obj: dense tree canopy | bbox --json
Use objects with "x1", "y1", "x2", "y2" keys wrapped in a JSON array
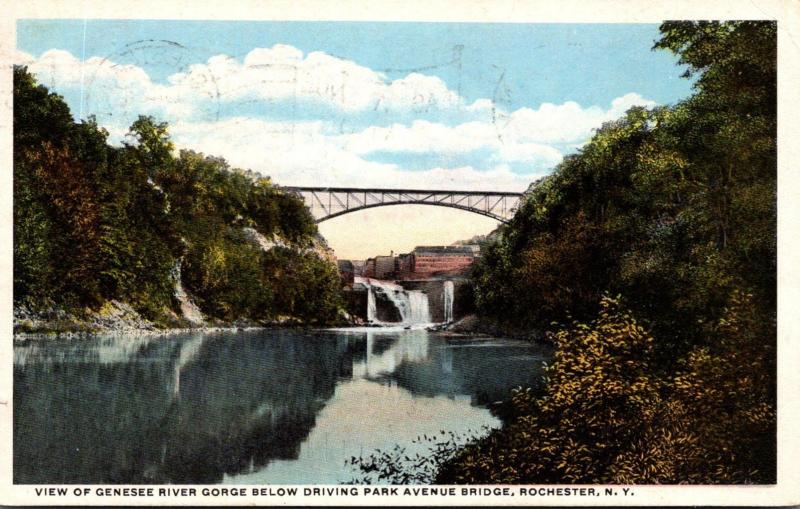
[
  {"x1": 474, "y1": 21, "x2": 775, "y2": 359},
  {"x1": 455, "y1": 20, "x2": 777, "y2": 484},
  {"x1": 13, "y1": 67, "x2": 342, "y2": 325}
]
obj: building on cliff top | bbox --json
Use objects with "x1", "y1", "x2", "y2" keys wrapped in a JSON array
[
  {"x1": 396, "y1": 245, "x2": 480, "y2": 280},
  {"x1": 340, "y1": 245, "x2": 481, "y2": 282}
]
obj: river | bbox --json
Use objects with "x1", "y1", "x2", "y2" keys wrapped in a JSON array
[{"x1": 13, "y1": 327, "x2": 551, "y2": 484}]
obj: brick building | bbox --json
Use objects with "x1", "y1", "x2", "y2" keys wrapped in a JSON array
[
  {"x1": 396, "y1": 245, "x2": 480, "y2": 280},
  {"x1": 350, "y1": 246, "x2": 480, "y2": 282},
  {"x1": 364, "y1": 254, "x2": 396, "y2": 279}
]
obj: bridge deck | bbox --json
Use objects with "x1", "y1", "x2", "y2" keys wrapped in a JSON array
[{"x1": 282, "y1": 186, "x2": 522, "y2": 196}]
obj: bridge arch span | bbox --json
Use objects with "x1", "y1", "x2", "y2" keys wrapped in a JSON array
[
  {"x1": 283, "y1": 186, "x2": 522, "y2": 224},
  {"x1": 317, "y1": 200, "x2": 510, "y2": 223}
]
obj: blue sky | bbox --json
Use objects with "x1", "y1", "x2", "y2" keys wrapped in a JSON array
[
  {"x1": 18, "y1": 21, "x2": 692, "y2": 106},
  {"x1": 16, "y1": 19, "x2": 695, "y2": 256}
]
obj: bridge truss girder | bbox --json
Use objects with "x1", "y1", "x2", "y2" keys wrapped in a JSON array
[{"x1": 282, "y1": 187, "x2": 523, "y2": 223}]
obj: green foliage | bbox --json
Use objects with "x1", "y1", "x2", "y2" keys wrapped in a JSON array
[
  {"x1": 180, "y1": 225, "x2": 342, "y2": 323},
  {"x1": 13, "y1": 66, "x2": 340, "y2": 325},
  {"x1": 14, "y1": 68, "x2": 112, "y2": 307},
  {"x1": 474, "y1": 21, "x2": 775, "y2": 358},
  {"x1": 460, "y1": 21, "x2": 776, "y2": 484},
  {"x1": 261, "y1": 247, "x2": 343, "y2": 323},
  {"x1": 163, "y1": 151, "x2": 333, "y2": 323},
  {"x1": 609, "y1": 291, "x2": 775, "y2": 484},
  {"x1": 182, "y1": 223, "x2": 270, "y2": 321}
]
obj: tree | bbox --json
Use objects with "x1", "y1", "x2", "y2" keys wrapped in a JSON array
[
  {"x1": 438, "y1": 297, "x2": 663, "y2": 483},
  {"x1": 457, "y1": 21, "x2": 776, "y2": 483},
  {"x1": 13, "y1": 67, "x2": 343, "y2": 326}
]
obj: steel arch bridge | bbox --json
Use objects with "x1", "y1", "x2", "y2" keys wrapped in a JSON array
[{"x1": 282, "y1": 186, "x2": 523, "y2": 223}]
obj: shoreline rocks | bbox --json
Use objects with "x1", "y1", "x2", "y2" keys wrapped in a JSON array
[{"x1": 12, "y1": 301, "x2": 343, "y2": 341}]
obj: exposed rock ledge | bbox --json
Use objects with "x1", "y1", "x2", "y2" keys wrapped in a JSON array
[
  {"x1": 15, "y1": 300, "x2": 157, "y2": 337},
  {"x1": 13, "y1": 301, "x2": 309, "y2": 341}
]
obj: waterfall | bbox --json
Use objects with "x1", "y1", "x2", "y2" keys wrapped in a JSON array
[
  {"x1": 367, "y1": 285, "x2": 377, "y2": 322},
  {"x1": 356, "y1": 277, "x2": 431, "y2": 325},
  {"x1": 406, "y1": 291, "x2": 431, "y2": 324},
  {"x1": 443, "y1": 280, "x2": 454, "y2": 323}
]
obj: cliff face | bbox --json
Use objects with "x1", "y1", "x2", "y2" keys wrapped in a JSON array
[
  {"x1": 241, "y1": 227, "x2": 336, "y2": 264},
  {"x1": 172, "y1": 261, "x2": 205, "y2": 326},
  {"x1": 312, "y1": 234, "x2": 338, "y2": 264}
]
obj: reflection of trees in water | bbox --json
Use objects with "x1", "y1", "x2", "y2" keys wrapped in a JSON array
[
  {"x1": 14, "y1": 331, "x2": 358, "y2": 484},
  {"x1": 14, "y1": 331, "x2": 551, "y2": 484},
  {"x1": 15, "y1": 352, "x2": 174, "y2": 482},
  {"x1": 386, "y1": 341, "x2": 552, "y2": 407},
  {"x1": 159, "y1": 333, "x2": 351, "y2": 483}
]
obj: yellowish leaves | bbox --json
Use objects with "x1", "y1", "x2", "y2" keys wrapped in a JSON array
[{"x1": 442, "y1": 291, "x2": 773, "y2": 485}]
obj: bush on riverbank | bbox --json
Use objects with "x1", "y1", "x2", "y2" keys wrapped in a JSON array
[
  {"x1": 13, "y1": 67, "x2": 343, "y2": 326},
  {"x1": 437, "y1": 293, "x2": 774, "y2": 483}
]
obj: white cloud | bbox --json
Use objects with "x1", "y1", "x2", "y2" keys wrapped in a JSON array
[
  {"x1": 335, "y1": 119, "x2": 563, "y2": 168},
  {"x1": 497, "y1": 143, "x2": 562, "y2": 164},
  {"x1": 393, "y1": 165, "x2": 535, "y2": 192},
  {"x1": 168, "y1": 117, "x2": 537, "y2": 191},
  {"x1": 167, "y1": 45, "x2": 461, "y2": 113},
  {"x1": 26, "y1": 49, "x2": 152, "y2": 97},
  {"x1": 170, "y1": 117, "x2": 394, "y2": 186},
  {"x1": 21, "y1": 45, "x2": 467, "y2": 131},
  {"x1": 19, "y1": 47, "x2": 658, "y2": 193},
  {"x1": 331, "y1": 92, "x2": 657, "y2": 167},
  {"x1": 464, "y1": 98, "x2": 495, "y2": 113},
  {"x1": 21, "y1": 49, "x2": 194, "y2": 127},
  {"x1": 607, "y1": 92, "x2": 659, "y2": 117},
  {"x1": 501, "y1": 93, "x2": 658, "y2": 145}
]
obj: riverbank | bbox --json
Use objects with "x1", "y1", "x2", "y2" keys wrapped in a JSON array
[
  {"x1": 13, "y1": 301, "x2": 352, "y2": 341},
  {"x1": 437, "y1": 314, "x2": 545, "y2": 343},
  {"x1": 13, "y1": 300, "x2": 540, "y2": 343}
]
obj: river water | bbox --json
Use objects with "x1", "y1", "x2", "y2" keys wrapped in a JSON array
[{"x1": 14, "y1": 327, "x2": 550, "y2": 484}]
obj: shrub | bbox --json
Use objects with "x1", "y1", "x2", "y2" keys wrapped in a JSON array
[{"x1": 438, "y1": 293, "x2": 775, "y2": 484}]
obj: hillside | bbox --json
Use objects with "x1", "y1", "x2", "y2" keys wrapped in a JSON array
[{"x1": 13, "y1": 67, "x2": 343, "y2": 333}]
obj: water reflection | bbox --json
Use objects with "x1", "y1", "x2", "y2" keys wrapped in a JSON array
[{"x1": 14, "y1": 329, "x2": 550, "y2": 484}]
